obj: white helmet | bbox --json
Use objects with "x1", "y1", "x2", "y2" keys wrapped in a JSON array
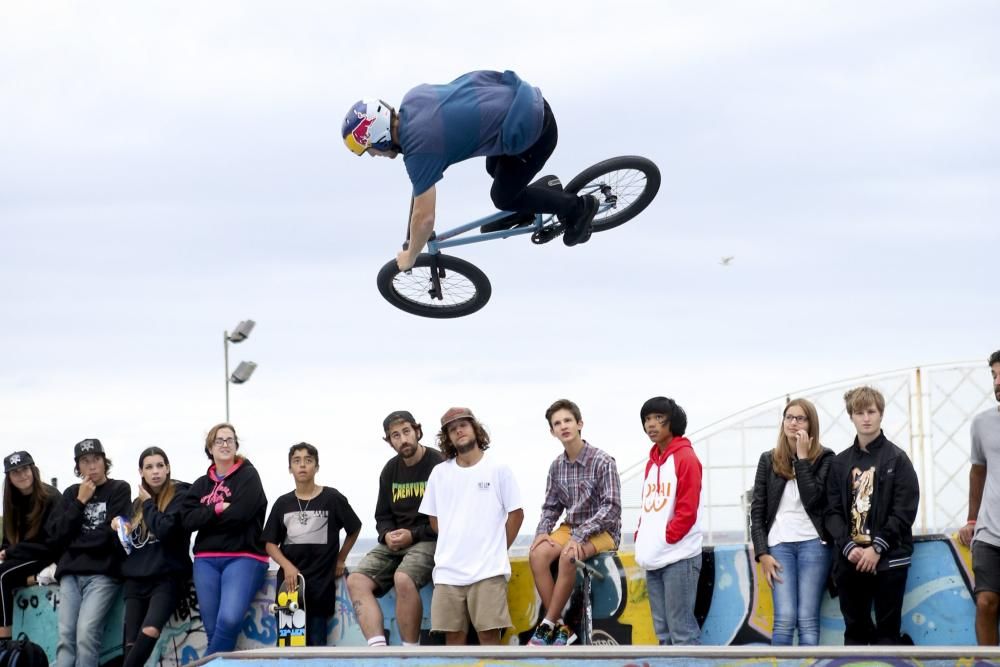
[{"x1": 342, "y1": 98, "x2": 394, "y2": 155}]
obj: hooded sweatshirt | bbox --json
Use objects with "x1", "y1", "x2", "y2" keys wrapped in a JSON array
[
  {"x1": 634, "y1": 437, "x2": 703, "y2": 570},
  {"x1": 2, "y1": 483, "x2": 61, "y2": 563},
  {"x1": 181, "y1": 458, "x2": 267, "y2": 561},
  {"x1": 122, "y1": 481, "x2": 193, "y2": 579},
  {"x1": 47, "y1": 478, "x2": 132, "y2": 579}
]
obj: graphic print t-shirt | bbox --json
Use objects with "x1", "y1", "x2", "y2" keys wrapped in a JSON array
[
  {"x1": 849, "y1": 448, "x2": 877, "y2": 543},
  {"x1": 375, "y1": 447, "x2": 443, "y2": 543},
  {"x1": 262, "y1": 487, "x2": 362, "y2": 614}
]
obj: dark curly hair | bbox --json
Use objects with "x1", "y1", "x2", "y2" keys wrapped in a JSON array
[
  {"x1": 437, "y1": 418, "x2": 491, "y2": 460},
  {"x1": 989, "y1": 350, "x2": 1000, "y2": 367}
]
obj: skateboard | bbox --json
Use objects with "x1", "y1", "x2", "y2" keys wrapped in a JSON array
[{"x1": 270, "y1": 573, "x2": 307, "y2": 647}]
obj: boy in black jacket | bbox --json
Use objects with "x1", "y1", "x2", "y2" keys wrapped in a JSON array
[
  {"x1": 47, "y1": 438, "x2": 132, "y2": 667},
  {"x1": 824, "y1": 386, "x2": 919, "y2": 645}
]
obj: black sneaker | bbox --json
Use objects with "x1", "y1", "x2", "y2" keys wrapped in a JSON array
[{"x1": 563, "y1": 195, "x2": 599, "y2": 247}]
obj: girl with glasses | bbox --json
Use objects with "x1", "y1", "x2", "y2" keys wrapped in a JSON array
[
  {"x1": 182, "y1": 424, "x2": 268, "y2": 656},
  {"x1": 750, "y1": 399, "x2": 834, "y2": 645}
]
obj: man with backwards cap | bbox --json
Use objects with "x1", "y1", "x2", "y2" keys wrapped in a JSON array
[
  {"x1": 347, "y1": 411, "x2": 443, "y2": 647},
  {"x1": 419, "y1": 407, "x2": 524, "y2": 646},
  {"x1": 46, "y1": 438, "x2": 131, "y2": 667}
]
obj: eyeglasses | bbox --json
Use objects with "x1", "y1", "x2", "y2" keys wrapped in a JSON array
[
  {"x1": 214, "y1": 437, "x2": 236, "y2": 446},
  {"x1": 783, "y1": 414, "x2": 808, "y2": 424}
]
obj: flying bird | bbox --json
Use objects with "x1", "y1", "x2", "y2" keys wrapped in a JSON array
[{"x1": 719, "y1": 256, "x2": 734, "y2": 266}]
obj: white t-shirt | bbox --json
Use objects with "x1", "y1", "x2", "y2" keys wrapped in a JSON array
[
  {"x1": 419, "y1": 453, "x2": 523, "y2": 586},
  {"x1": 767, "y1": 478, "x2": 820, "y2": 547}
]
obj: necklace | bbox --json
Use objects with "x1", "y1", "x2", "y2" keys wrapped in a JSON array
[{"x1": 296, "y1": 496, "x2": 312, "y2": 525}]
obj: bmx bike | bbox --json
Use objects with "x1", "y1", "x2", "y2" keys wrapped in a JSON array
[{"x1": 376, "y1": 155, "x2": 660, "y2": 318}]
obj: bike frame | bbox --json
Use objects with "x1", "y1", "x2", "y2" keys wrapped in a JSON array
[{"x1": 424, "y1": 200, "x2": 615, "y2": 255}]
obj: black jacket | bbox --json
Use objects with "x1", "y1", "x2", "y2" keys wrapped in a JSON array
[
  {"x1": 122, "y1": 481, "x2": 192, "y2": 579},
  {"x1": 1, "y1": 483, "x2": 61, "y2": 563},
  {"x1": 823, "y1": 432, "x2": 919, "y2": 571},
  {"x1": 750, "y1": 448, "x2": 834, "y2": 561},
  {"x1": 181, "y1": 458, "x2": 267, "y2": 557},
  {"x1": 47, "y1": 479, "x2": 132, "y2": 579}
]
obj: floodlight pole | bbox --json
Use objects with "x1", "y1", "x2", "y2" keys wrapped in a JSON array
[{"x1": 223, "y1": 319, "x2": 256, "y2": 423}]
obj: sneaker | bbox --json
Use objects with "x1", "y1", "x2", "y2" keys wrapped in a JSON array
[
  {"x1": 527, "y1": 622, "x2": 555, "y2": 646},
  {"x1": 552, "y1": 623, "x2": 577, "y2": 646},
  {"x1": 563, "y1": 195, "x2": 599, "y2": 247}
]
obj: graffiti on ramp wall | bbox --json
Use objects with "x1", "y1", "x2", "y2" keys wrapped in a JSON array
[{"x1": 13, "y1": 535, "x2": 978, "y2": 665}]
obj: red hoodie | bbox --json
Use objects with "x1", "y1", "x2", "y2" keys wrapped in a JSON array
[{"x1": 634, "y1": 437, "x2": 703, "y2": 569}]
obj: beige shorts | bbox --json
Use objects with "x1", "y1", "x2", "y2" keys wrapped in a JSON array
[{"x1": 430, "y1": 575, "x2": 511, "y2": 633}]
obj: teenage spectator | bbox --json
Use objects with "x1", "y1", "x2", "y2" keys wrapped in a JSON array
[
  {"x1": 634, "y1": 396, "x2": 703, "y2": 646},
  {"x1": 957, "y1": 350, "x2": 1000, "y2": 645},
  {"x1": 47, "y1": 438, "x2": 132, "y2": 667},
  {"x1": 182, "y1": 423, "x2": 268, "y2": 656},
  {"x1": 750, "y1": 398, "x2": 834, "y2": 645},
  {"x1": 0, "y1": 451, "x2": 60, "y2": 640},
  {"x1": 114, "y1": 447, "x2": 191, "y2": 667},
  {"x1": 347, "y1": 411, "x2": 443, "y2": 647},
  {"x1": 528, "y1": 399, "x2": 621, "y2": 646},
  {"x1": 264, "y1": 442, "x2": 362, "y2": 646},
  {"x1": 420, "y1": 407, "x2": 523, "y2": 646},
  {"x1": 824, "y1": 386, "x2": 919, "y2": 645}
]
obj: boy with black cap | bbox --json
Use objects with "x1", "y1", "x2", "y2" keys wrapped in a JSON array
[
  {"x1": 46, "y1": 438, "x2": 132, "y2": 667},
  {"x1": 633, "y1": 397, "x2": 704, "y2": 646},
  {"x1": 346, "y1": 411, "x2": 443, "y2": 647}
]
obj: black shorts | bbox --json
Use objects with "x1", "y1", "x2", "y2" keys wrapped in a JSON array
[{"x1": 972, "y1": 540, "x2": 1000, "y2": 596}]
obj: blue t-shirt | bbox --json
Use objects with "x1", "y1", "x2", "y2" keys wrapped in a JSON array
[{"x1": 399, "y1": 70, "x2": 544, "y2": 196}]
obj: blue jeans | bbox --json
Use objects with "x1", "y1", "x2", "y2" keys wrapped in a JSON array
[
  {"x1": 57, "y1": 574, "x2": 122, "y2": 667},
  {"x1": 769, "y1": 538, "x2": 832, "y2": 645},
  {"x1": 193, "y1": 556, "x2": 268, "y2": 655},
  {"x1": 645, "y1": 554, "x2": 702, "y2": 645}
]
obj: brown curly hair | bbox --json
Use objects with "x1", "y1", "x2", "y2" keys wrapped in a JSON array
[{"x1": 436, "y1": 418, "x2": 491, "y2": 460}]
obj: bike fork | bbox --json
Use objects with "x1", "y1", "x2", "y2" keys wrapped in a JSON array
[{"x1": 426, "y1": 253, "x2": 444, "y2": 301}]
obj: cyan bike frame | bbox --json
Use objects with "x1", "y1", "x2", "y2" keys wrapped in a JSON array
[{"x1": 424, "y1": 200, "x2": 613, "y2": 255}]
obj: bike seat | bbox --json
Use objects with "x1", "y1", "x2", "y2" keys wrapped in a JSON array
[{"x1": 480, "y1": 174, "x2": 562, "y2": 234}]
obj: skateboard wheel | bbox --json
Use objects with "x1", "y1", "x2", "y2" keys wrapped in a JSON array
[
  {"x1": 288, "y1": 601, "x2": 298, "y2": 612},
  {"x1": 268, "y1": 604, "x2": 278, "y2": 614}
]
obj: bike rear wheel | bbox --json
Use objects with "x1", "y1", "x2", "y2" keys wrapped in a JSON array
[
  {"x1": 376, "y1": 253, "x2": 492, "y2": 318},
  {"x1": 564, "y1": 155, "x2": 660, "y2": 233}
]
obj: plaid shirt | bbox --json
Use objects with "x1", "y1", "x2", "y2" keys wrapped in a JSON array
[{"x1": 535, "y1": 441, "x2": 622, "y2": 547}]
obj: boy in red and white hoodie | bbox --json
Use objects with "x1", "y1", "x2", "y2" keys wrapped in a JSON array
[{"x1": 634, "y1": 396, "x2": 703, "y2": 645}]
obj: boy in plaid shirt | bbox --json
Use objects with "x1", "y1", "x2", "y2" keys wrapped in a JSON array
[{"x1": 527, "y1": 399, "x2": 622, "y2": 646}]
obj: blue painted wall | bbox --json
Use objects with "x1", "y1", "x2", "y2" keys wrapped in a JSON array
[{"x1": 11, "y1": 535, "x2": 978, "y2": 665}]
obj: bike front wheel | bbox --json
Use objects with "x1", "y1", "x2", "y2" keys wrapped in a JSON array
[
  {"x1": 564, "y1": 155, "x2": 661, "y2": 233},
  {"x1": 376, "y1": 253, "x2": 492, "y2": 318}
]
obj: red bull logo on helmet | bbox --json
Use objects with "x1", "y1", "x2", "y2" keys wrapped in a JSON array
[
  {"x1": 351, "y1": 110, "x2": 376, "y2": 148},
  {"x1": 343, "y1": 99, "x2": 389, "y2": 155}
]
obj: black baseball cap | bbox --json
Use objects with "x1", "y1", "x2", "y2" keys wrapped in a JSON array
[
  {"x1": 383, "y1": 410, "x2": 417, "y2": 435},
  {"x1": 4, "y1": 451, "x2": 34, "y2": 474},
  {"x1": 74, "y1": 438, "x2": 105, "y2": 461}
]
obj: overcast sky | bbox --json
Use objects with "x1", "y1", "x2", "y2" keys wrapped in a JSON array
[{"x1": 2, "y1": 1, "x2": 997, "y2": 538}]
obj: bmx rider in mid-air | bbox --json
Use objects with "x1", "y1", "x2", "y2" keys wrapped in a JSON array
[{"x1": 342, "y1": 70, "x2": 600, "y2": 271}]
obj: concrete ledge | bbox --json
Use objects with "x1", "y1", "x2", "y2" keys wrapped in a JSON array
[{"x1": 199, "y1": 644, "x2": 1000, "y2": 666}]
